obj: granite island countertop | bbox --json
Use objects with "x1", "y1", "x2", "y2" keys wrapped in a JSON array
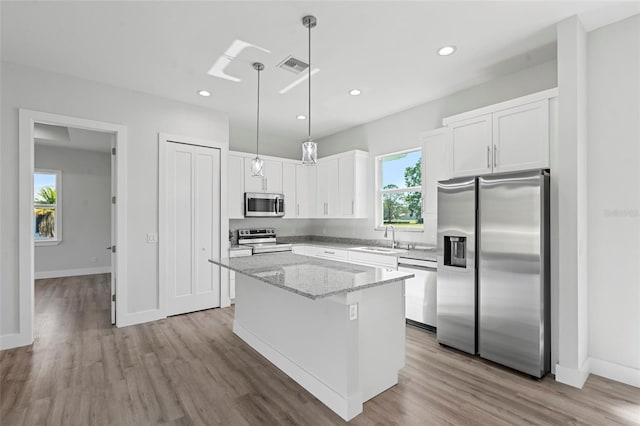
[{"x1": 210, "y1": 252, "x2": 414, "y2": 300}]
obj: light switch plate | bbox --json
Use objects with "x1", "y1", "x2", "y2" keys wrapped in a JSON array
[
  {"x1": 349, "y1": 303, "x2": 358, "y2": 321},
  {"x1": 146, "y1": 233, "x2": 158, "y2": 243}
]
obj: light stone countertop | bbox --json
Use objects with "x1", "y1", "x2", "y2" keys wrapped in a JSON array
[
  {"x1": 279, "y1": 237, "x2": 438, "y2": 262},
  {"x1": 210, "y1": 252, "x2": 414, "y2": 300}
]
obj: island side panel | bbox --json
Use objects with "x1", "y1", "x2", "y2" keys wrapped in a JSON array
[{"x1": 232, "y1": 273, "x2": 405, "y2": 421}]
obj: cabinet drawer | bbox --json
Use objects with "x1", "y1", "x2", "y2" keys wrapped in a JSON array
[{"x1": 314, "y1": 248, "x2": 349, "y2": 261}]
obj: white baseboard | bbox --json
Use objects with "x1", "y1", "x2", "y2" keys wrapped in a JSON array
[
  {"x1": 116, "y1": 309, "x2": 165, "y2": 328},
  {"x1": 233, "y1": 321, "x2": 363, "y2": 421},
  {"x1": 0, "y1": 332, "x2": 32, "y2": 351},
  {"x1": 555, "y1": 360, "x2": 591, "y2": 388},
  {"x1": 35, "y1": 266, "x2": 111, "y2": 280},
  {"x1": 589, "y1": 357, "x2": 640, "y2": 388}
]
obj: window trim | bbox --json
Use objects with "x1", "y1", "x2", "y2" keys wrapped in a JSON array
[
  {"x1": 34, "y1": 168, "x2": 62, "y2": 246},
  {"x1": 374, "y1": 147, "x2": 424, "y2": 232}
]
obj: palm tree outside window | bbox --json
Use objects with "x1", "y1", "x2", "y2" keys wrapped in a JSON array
[{"x1": 34, "y1": 169, "x2": 62, "y2": 244}]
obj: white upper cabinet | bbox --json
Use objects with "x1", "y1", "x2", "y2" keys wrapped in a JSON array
[
  {"x1": 316, "y1": 158, "x2": 340, "y2": 217},
  {"x1": 449, "y1": 114, "x2": 493, "y2": 178},
  {"x1": 444, "y1": 89, "x2": 556, "y2": 178},
  {"x1": 243, "y1": 158, "x2": 283, "y2": 193},
  {"x1": 281, "y1": 162, "x2": 297, "y2": 219},
  {"x1": 296, "y1": 164, "x2": 317, "y2": 218},
  {"x1": 228, "y1": 154, "x2": 245, "y2": 219},
  {"x1": 492, "y1": 100, "x2": 549, "y2": 173},
  {"x1": 338, "y1": 151, "x2": 368, "y2": 218},
  {"x1": 421, "y1": 128, "x2": 452, "y2": 216}
]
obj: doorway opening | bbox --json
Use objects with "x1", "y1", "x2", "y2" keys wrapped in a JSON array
[{"x1": 18, "y1": 110, "x2": 127, "y2": 347}]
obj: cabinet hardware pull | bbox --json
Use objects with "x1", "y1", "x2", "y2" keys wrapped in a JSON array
[
  {"x1": 493, "y1": 144, "x2": 497, "y2": 167},
  {"x1": 324, "y1": 251, "x2": 335, "y2": 255},
  {"x1": 487, "y1": 146, "x2": 491, "y2": 168}
]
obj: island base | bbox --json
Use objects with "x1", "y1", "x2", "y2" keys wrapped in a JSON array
[{"x1": 233, "y1": 274, "x2": 406, "y2": 421}]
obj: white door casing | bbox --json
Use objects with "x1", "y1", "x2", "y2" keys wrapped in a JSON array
[
  {"x1": 164, "y1": 142, "x2": 221, "y2": 316},
  {"x1": 110, "y1": 135, "x2": 117, "y2": 324}
]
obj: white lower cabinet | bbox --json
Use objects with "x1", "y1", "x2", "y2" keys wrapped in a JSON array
[
  {"x1": 314, "y1": 247, "x2": 349, "y2": 262},
  {"x1": 347, "y1": 251, "x2": 398, "y2": 269}
]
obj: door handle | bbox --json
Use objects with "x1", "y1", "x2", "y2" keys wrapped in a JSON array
[
  {"x1": 493, "y1": 144, "x2": 497, "y2": 167},
  {"x1": 487, "y1": 146, "x2": 491, "y2": 168}
]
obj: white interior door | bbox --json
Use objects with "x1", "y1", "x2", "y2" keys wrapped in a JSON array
[
  {"x1": 166, "y1": 142, "x2": 221, "y2": 316},
  {"x1": 110, "y1": 136, "x2": 116, "y2": 324}
]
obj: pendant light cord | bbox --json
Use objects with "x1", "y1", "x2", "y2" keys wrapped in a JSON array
[
  {"x1": 308, "y1": 19, "x2": 312, "y2": 139},
  {"x1": 256, "y1": 67, "x2": 261, "y2": 157}
]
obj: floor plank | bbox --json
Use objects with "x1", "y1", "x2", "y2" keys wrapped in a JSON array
[{"x1": 1, "y1": 274, "x2": 638, "y2": 425}]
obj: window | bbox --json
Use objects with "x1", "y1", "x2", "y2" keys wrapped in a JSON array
[
  {"x1": 376, "y1": 149, "x2": 423, "y2": 230},
  {"x1": 34, "y1": 169, "x2": 62, "y2": 244}
]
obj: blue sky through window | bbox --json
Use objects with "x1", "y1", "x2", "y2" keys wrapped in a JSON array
[
  {"x1": 34, "y1": 173, "x2": 56, "y2": 202},
  {"x1": 381, "y1": 150, "x2": 421, "y2": 188}
]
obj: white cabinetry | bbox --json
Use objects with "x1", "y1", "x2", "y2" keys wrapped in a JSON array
[
  {"x1": 449, "y1": 114, "x2": 493, "y2": 178},
  {"x1": 338, "y1": 151, "x2": 368, "y2": 218},
  {"x1": 314, "y1": 247, "x2": 349, "y2": 262},
  {"x1": 316, "y1": 158, "x2": 340, "y2": 217},
  {"x1": 296, "y1": 164, "x2": 317, "y2": 218},
  {"x1": 228, "y1": 154, "x2": 245, "y2": 219},
  {"x1": 421, "y1": 128, "x2": 452, "y2": 217},
  {"x1": 243, "y1": 158, "x2": 283, "y2": 193},
  {"x1": 444, "y1": 89, "x2": 556, "y2": 178},
  {"x1": 282, "y1": 162, "x2": 297, "y2": 218}
]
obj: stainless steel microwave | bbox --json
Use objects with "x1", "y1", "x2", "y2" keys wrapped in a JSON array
[{"x1": 245, "y1": 193, "x2": 285, "y2": 217}]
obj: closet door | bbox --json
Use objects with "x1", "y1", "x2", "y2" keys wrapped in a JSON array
[{"x1": 165, "y1": 142, "x2": 221, "y2": 315}]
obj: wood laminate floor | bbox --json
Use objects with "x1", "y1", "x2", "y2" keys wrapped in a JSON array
[{"x1": 1, "y1": 274, "x2": 639, "y2": 425}]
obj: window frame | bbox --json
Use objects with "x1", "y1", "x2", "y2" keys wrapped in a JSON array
[
  {"x1": 374, "y1": 147, "x2": 424, "y2": 232},
  {"x1": 34, "y1": 168, "x2": 62, "y2": 246}
]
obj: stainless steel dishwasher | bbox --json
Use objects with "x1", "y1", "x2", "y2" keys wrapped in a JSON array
[{"x1": 398, "y1": 258, "x2": 437, "y2": 330}]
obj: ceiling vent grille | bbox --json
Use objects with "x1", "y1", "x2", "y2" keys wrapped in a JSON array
[{"x1": 277, "y1": 55, "x2": 309, "y2": 74}]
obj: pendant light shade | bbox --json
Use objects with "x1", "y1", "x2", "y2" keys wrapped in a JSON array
[
  {"x1": 251, "y1": 62, "x2": 265, "y2": 177},
  {"x1": 301, "y1": 15, "x2": 318, "y2": 165}
]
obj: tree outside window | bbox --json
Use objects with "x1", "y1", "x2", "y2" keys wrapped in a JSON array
[
  {"x1": 34, "y1": 170, "x2": 61, "y2": 243},
  {"x1": 378, "y1": 149, "x2": 423, "y2": 229}
]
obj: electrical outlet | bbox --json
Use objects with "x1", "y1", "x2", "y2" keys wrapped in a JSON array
[
  {"x1": 349, "y1": 303, "x2": 358, "y2": 321},
  {"x1": 146, "y1": 233, "x2": 158, "y2": 243}
]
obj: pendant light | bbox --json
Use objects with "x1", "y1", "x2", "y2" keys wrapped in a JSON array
[
  {"x1": 250, "y1": 62, "x2": 265, "y2": 176},
  {"x1": 301, "y1": 15, "x2": 318, "y2": 165}
]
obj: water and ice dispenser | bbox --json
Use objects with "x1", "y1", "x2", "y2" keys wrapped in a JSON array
[{"x1": 444, "y1": 236, "x2": 467, "y2": 268}]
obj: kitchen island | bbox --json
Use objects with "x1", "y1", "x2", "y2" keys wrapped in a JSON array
[{"x1": 209, "y1": 252, "x2": 414, "y2": 421}]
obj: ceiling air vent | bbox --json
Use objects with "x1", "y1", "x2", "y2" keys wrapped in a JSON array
[{"x1": 277, "y1": 55, "x2": 309, "y2": 74}]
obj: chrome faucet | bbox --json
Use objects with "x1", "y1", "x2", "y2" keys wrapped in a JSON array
[{"x1": 384, "y1": 225, "x2": 397, "y2": 249}]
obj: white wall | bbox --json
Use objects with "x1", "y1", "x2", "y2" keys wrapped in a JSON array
[
  {"x1": 34, "y1": 145, "x2": 111, "y2": 276},
  {"x1": 586, "y1": 14, "x2": 640, "y2": 385},
  {"x1": 309, "y1": 60, "x2": 558, "y2": 245},
  {"x1": 1, "y1": 61, "x2": 228, "y2": 338}
]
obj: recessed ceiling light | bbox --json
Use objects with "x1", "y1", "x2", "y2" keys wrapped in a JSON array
[
  {"x1": 349, "y1": 89, "x2": 361, "y2": 96},
  {"x1": 297, "y1": 115, "x2": 307, "y2": 120},
  {"x1": 198, "y1": 90, "x2": 211, "y2": 97},
  {"x1": 438, "y1": 45, "x2": 456, "y2": 56}
]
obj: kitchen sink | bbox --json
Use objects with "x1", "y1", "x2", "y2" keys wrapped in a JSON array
[{"x1": 352, "y1": 246, "x2": 406, "y2": 254}]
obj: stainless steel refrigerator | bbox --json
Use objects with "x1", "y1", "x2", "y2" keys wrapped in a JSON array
[{"x1": 437, "y1": 170, "x2": 550, "y2": 378}]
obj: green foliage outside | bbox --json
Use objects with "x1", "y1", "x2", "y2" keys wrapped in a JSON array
[
  {"x1": 382, "y1": 158, "x2": 423, "y2": 228},
  {"x1": 35, "y1": 186, "x2": 56, "y2": 238}
]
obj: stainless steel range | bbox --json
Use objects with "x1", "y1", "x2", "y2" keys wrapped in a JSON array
[{"x1": 238, "y1": 228, "x2": 292, "y2": 254}]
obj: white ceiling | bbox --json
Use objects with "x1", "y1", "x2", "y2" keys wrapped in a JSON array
[
  {"x1": 2, "y1": 1, "x2": 638, "y2": 143},
  {"x1": 35, "y1": 123, "x2": 112, "y2": 153}
]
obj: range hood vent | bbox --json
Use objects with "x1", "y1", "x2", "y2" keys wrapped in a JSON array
[{"x1": 277, "y1": 55, "x2": 309, "y2": 74}]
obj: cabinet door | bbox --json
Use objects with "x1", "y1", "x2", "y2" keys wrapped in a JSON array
[
  {"x1": 422, "y1": 128, "x2": 451, "y2": 216},
  {"x1": 264, "y1": 160, "x2": 283, "y2": 193},
  {"x1": 244, "y1": 157, "x2": 265, "y2": 192},
  {"x1": 281, "y1": 162, "x2": 297, "y2": 218},
  {"x1": 450, "y1": 114, "x2": 493, "y2": 178},
  {"x1": 493, "y1": 100, "x2": 549, "y2": 173},
  {"x1": 243, "y1": 158, "x2": 283, "y2": 193},
  {"x1": 339, "y1": 155, "x2": 355, "y2": 216},
  {"x1": 228, "y1": 155, "x2": 245, "y2": 219},
  {"x1": 316, "y1": 158, "x2": 339, "y2": 217},
  {"x1": 296, "y1": 164, "x2": 317, "y2": 218}
]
